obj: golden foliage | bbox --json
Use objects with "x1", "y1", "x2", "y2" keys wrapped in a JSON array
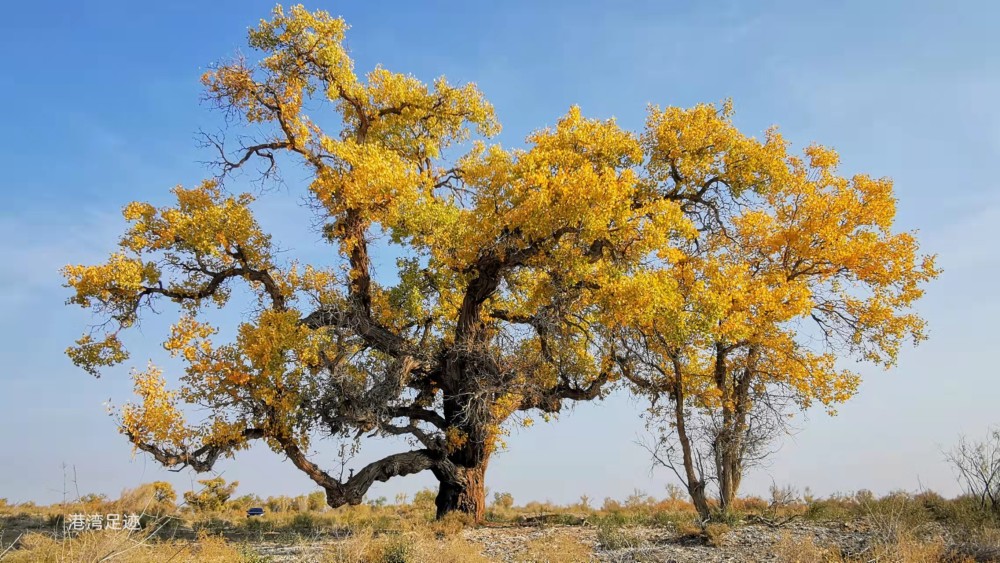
[{"x1": 626, "y1": 101, "x2": 938, "y2": 413}]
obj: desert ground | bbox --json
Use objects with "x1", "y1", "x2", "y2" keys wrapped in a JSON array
[{"x1": 2, "y1": 485, "x2": 999, "y2": 562}]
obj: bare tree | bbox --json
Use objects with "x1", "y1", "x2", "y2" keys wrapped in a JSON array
[{"x1": 946, "y1": 427, "x2": 1000, "y2": 515}]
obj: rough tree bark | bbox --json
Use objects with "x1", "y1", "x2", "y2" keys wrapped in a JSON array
[
  {"x1": 435, "y1": 455, "x2": 490, "y2": 520},
  {"x1": 457, "y1": 459, "x2": 489, "y2": 520}
]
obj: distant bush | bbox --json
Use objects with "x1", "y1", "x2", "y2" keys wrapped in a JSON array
[
  {"x1": 492, "y1": 491, "x2": 514, "y2": 509},
  {"x1": 116, "y1": 482, "x2": 176, "y2": 516},
  {"x1": 184, "y1": 477, "x2": 239, "y2": 513},
  {"x1": 308, "y1": 490, "x2": 327, "y2": 512},
  {"x1": 412, "y1": 488, "x2": 437, "y2": 510}
]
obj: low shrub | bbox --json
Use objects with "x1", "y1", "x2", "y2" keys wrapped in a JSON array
[{"x1": 595, "y1": 520, "x2": 646, "y2": 550}]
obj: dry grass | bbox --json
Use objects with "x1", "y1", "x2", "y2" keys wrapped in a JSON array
[
  {"x1": 595, "y1": 520, "x2": 646, "y2": 550},
  {"x1": 703, "y1": 522, "x2": 730, "y2": 547},
  {"x1": 866, "y1": 534, "x2": 947, "y2": 563},
  {"x1": 0, "y1": 530, "x2": 250, "y2": 563},
  {"x1": 3, "y1": 485, "x2": 1000, "y2": 561},
  {"x1": 773, "y1": 531, "x2": 842, "y2": 563},
  {"x1": 320, "y1": 526, "x2": 489, "y2": 563},
  {"x1": 774, "y1": 531, "x2": 950, "y2": 563},
  {"x1": 522, "y1": 533, "x2": 593, "y2": 562}
]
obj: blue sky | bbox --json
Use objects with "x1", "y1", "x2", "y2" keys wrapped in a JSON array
[{"x1": 1, "y1": 0, "x2": 998, "y2": 506}]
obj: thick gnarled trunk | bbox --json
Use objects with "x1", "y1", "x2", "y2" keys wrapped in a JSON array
[
  {"x1": 435, "y1": 452, "x2": 490, "y2": 520},
  {"x1": 434, "y1": 327, "x2": 496, "y2": 521},
  {"x1": 455, "y1": 459, "x2": 488, "y2": 520}
]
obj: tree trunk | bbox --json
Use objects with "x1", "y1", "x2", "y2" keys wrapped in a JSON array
[
  {"x1": 456, "y1": 460, "x2": 488, "y2": 520},
  {"x1": 434, "y1": 456, "x2": 489, "y2": 521},
  {"x1": 670, "y1": 356, "x2": 712, "y2": 522},
  {"x1": 436, "y1": 354, "x2": 494, "y2": 522},
  {"x1": 434, "y1": 478, "x2": 463, "y2": 519},
  {"x1": 686, "y1": 479, "x2": 712, "y2": 522},
  {"x1": 716, "y1": 416, "x2": 748, "y2": 516},
  {"x1": 716, "y1": 347, "x2": 756, "y2": 517},
  {"x1": 717, "y1": 434, "x2": 737, "y2": 515}
]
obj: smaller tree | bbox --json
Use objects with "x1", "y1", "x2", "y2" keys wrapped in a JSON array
[
  {"x1": 623, "y1": 103, "x2": 938, "y2": 520},
  {"x1": 117, "y1": 481, "x2": 177, "y2": 515},
  {"x1": 183, "y1": 477, "x2": 239, "y2": 512},
  {"x1": 151, "y1": 481, "x2": 177, "y2": 505},
  {"x1": 946, "y1": 427, "x2": 1000, "y2": 515}
]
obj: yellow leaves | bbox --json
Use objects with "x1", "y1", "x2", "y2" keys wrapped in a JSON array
[
  {"x1": 445, "y1": 427, "x2": 469, "y2": 454},
  {"x1": 121, "y1": 180, "x2": 269, "y2": 267},
  {"x1": 66, "y1": 333, "x2": 129, "y2": 378},
  {"x1": 362, "y1": 66, "x2": 500, "y2": 154},
  {"x1": 120, "y1": 364, "x2": 191, "y2": 450},
  {"x1": 491, "y1": 392, "x2": 523, "y2": 422},
  {"x1": 850, "y1": 174, "x2": 896, "y2": 231},
  {"x1": 756, "y1": 338, "x2": 861, "y2": 411},
  {"x1": 147, "y1": 307, "x2": 327, "y2": 455},
  {"x1": 627, "y1": 101, "x2": 937, "y2": 418},
  {"x1": 311, "y1": 137, "x2": 419, "y2": 220},
  {"x1": 278, "y1": 263, "x2": 343, "y2": 307},
  {"x1": 122, "y1": 201, "x2": 155, "y2": 222},
  {"x1": 239, "y1": 309, "x2": 303, "y2": 375},
  {"x1": 206, "y1": 4, "x2": 500, "y2": 257},
  {"x1": 529, "y1": 105, "x2": 643, "y2": 169},
  {"x1": 62, "y1": 181, "x2": 285, "y2": 388},
  {"x1": 250, "y1": 4, "x2": 356, "y2": 92},
  {"x1": 63, "y1": 253, "x2": 154, "y2": 308},
  {"x1": 596, "y1": 269, "x2": 683, "y2": 330},
  {"x1": 203, "y1": 63, "x2": 271, "y2": 122},
  {"x1": 204, "y1": 419, "x2": 252, "y2": 451},
  {"x1": 643, "y1": 100, "x2": 793, "y2": 197},
  {"x1": 164, "y1": 316, "x2": 217, "y2": 362},
  {"x1": 62, "y1": 255, "x2": 160, "y2": 374},
  {"x1": 511, "y1": 108, "x2": 643, "y2": 241},
  {"x1": 804, "y1": 143, "x2": 840, "y2": 169},
  {"x1": 409, "y1": 105, "x2": 680, "y2": 280}
]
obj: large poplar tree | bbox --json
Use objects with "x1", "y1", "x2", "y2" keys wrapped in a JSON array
[{"x1": 63, "y1": 5, "x2": 936, "y2": 520}]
